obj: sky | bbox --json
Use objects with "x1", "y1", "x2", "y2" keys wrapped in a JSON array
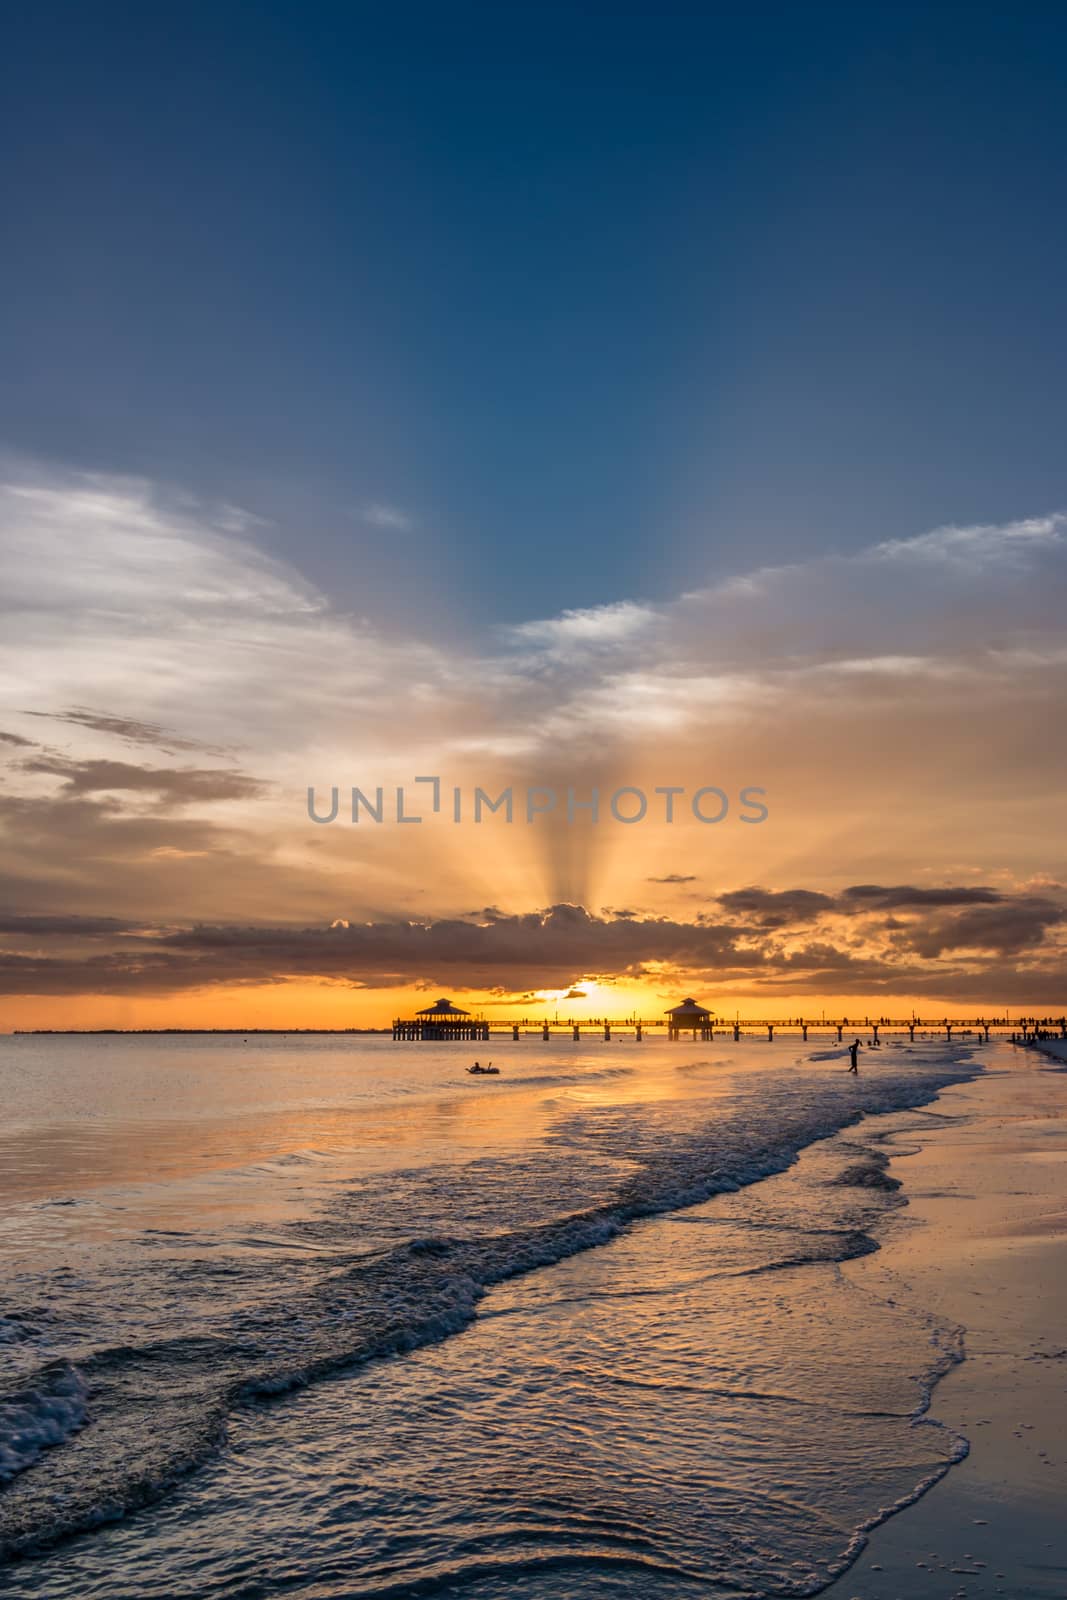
[{"x1": 2, "y1": 3, "x2": 1067, "y2": 1026}]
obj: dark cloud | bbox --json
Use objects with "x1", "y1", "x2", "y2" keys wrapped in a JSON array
[
  {"x1": 0, "y1": 913, "x2": 139, "y2": 938},
  {"x1": 21, "y1": 708, "x2": 225, "y2": 755},
  {"x1": 719, "y1": 885, "x2": 1012, "y2": 926},
  {"x1": 0, "y1": 787, "x2": 332, "y2": 929},
  {"x1": 719, "y1": 887, "x2": 836, "y2": 925},
  {"x1": 647, "y1": 873, "x2": 698, "y2": 884},
  {"x1": 0, "y1": 730, "x2": 34, "y2": 748},
  {"x1": 0, "y1": 948, "x2": 240, "y2": 998},
  {"x1": 2, "y1": 889, "x2": 1065, "y2": 1004},
  {"x1": 0, "y1": 904, "x2": 744, "y2": 996},
  {"x1": 840, "y1": 884, "x2": 1004, "y2": 910},
  {"x1": 20, "y1": 757, "x2": 265, "y2": 807},
  {"x1": 897, "y1": 898, "x2": 1067, "y2": 959}
]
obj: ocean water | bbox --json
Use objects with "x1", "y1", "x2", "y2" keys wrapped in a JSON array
[{"x1": 0, "y1": 1033, "x2": 983, "y2": 1597}]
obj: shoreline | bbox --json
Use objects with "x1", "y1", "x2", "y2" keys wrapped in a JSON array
[{"x1": 823, "y1": 1043, "x2": 1067, "y2": 1598}]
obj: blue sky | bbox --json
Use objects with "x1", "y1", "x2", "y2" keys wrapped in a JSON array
[
  {"x1": 4, "y1": 2, "x2": 1067, "y2": 626},
  {"x1": 3, "y1": 6, "x2": 1067, "y2": 1017}
]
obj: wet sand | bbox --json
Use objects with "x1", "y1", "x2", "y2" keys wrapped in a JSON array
[{"x1": 824, "y1": 1043, "x2": 1067, "y2": 1599}]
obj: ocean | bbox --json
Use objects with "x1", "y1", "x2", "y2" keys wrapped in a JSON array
[{"x1": 0, "y1": 1032, "x2": 983, "y2": 1597}]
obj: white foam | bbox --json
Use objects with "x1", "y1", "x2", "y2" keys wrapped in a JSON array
[{"x1": 0, "y1": 1364, "x2": 88, "y2": 1482}]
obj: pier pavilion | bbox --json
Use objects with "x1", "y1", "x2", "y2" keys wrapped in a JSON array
[
  {"x1": 666, "y1": 997, "x2": 715, "y2": 1040},
  {"x1": 393, "y1": 997, "x2": 489, "y2": 1042}
]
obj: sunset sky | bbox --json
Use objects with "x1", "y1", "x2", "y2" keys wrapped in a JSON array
[{"x1": 3, "y1": 5, "x2": 1067, "y2": 1027}]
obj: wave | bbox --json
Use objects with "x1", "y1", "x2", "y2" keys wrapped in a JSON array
[
  {"x1": 461, "y1": 1065, "x2": 635, "y2": 1089},
  {"x1": 0, "y1": 1365, "x2": 87, "y2": 1484},
  {"x1": 0, "y1": 1047, "x2": 981, "y2": 1565}
]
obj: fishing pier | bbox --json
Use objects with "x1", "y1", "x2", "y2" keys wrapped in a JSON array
[{"x1": 392, "y1": 997, "x2": 1057, "y2": 1045}]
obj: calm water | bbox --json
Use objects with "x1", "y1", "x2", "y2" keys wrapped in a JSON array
[{"x1": 0, "y1": 1033, "x2": 984, "y2": 1596}]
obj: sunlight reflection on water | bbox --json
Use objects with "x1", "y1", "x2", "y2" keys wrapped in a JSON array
[{"x1": 1, "y1": 1035, "x2": 983, "y2": 1596}]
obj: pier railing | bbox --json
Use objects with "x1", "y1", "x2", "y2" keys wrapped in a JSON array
[{"x1": 392, "y1": 1015, "x2": 1065, "y2": 1043}]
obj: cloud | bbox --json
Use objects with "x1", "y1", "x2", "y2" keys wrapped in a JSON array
[
  {"x1": 1, "y1": 476, "x2": 322, "y2": 617},
  {"x1": 20, "y1": 756, "x2": 266, "y2": 807},
  {"x1": 0, "y1": 786, "x2": 330, "y2": 928},
  {"x1": 0, "y1": 913, "x2": 139, "y2": 938},
  {"x1": 3, "y1": 462, "x2": 1067, "y2": 1007},
  {"x1": 360, "y1": 502, "x2": 414, "y2": 531},
  {"x1": 719, "y1": 887, "x2": 836, "y2": 924},
  {"x1": 1, "y1": 886, "x2": 1064, "y2": 1004},
  {"x1": 504, "y1": 600, "x2": 656, "y2": 652},
  {"x1": 20, "y1": 707, "x2": 225, "y2": 754},
  {"x1": 873, "y1": 514, "x2": 1066, "y2": 569},
  {"x1": 0, "y1": 469, "x2": 461, "y2": 779},
  {"x1": 840, "y1": 884, "x2": 1004, "y2": 910},
  {"x1": 0, "y1": 902, "x2": 740, "y2": 995},
  {"x1": 893, "y1": 898, "x2": 1067, "y2": 959},
  {"x1": 4, "y1": 467, "x2": 1066, "y2": 785}
]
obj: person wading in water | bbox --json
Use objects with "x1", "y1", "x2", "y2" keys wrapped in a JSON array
[{"x1": 847, "y1": 1039, "x2": 860, "y2": 1073}]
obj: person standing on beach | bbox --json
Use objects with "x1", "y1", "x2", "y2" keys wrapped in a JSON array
[{"x1": 848, "y1": 1039, "x2": 860, "y2": 1073}]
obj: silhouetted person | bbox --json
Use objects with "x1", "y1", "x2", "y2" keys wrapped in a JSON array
[{"x1": 848, "y1": 1039, "x2": 860, "y2": 1073}]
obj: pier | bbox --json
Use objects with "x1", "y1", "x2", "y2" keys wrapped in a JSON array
[
  {"x1": 391, "y1": 1001, "x2": 1060, "y2": 1044},
  {"x1": 392, "y1": 997, "x2": 490, "y2": 1041}
]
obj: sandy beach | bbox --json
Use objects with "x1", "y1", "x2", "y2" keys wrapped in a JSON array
[{"x1": 824, "y1": 1042, "x2": 1067, "y2": 1599}]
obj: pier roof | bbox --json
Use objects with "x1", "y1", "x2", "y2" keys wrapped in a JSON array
[
  {"x1": 665, "y1": 997, "x2": 713, "y2": 1020},
  {"x1": 415, "y1": 997, "x2": 470, "y2": 1017}
]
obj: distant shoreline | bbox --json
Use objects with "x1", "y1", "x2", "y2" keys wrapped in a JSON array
[
  {"x1": 10, "y1": 1027, "x2": 394, "y2": 1036},
  {"x1": 5, "y1": 1023, "x2": 1043, "y2": 1039}
]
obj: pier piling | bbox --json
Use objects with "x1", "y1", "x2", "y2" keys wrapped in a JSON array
[{"x1": 388, "y1": 1012, "x2": 1033, "y2": 1045}]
